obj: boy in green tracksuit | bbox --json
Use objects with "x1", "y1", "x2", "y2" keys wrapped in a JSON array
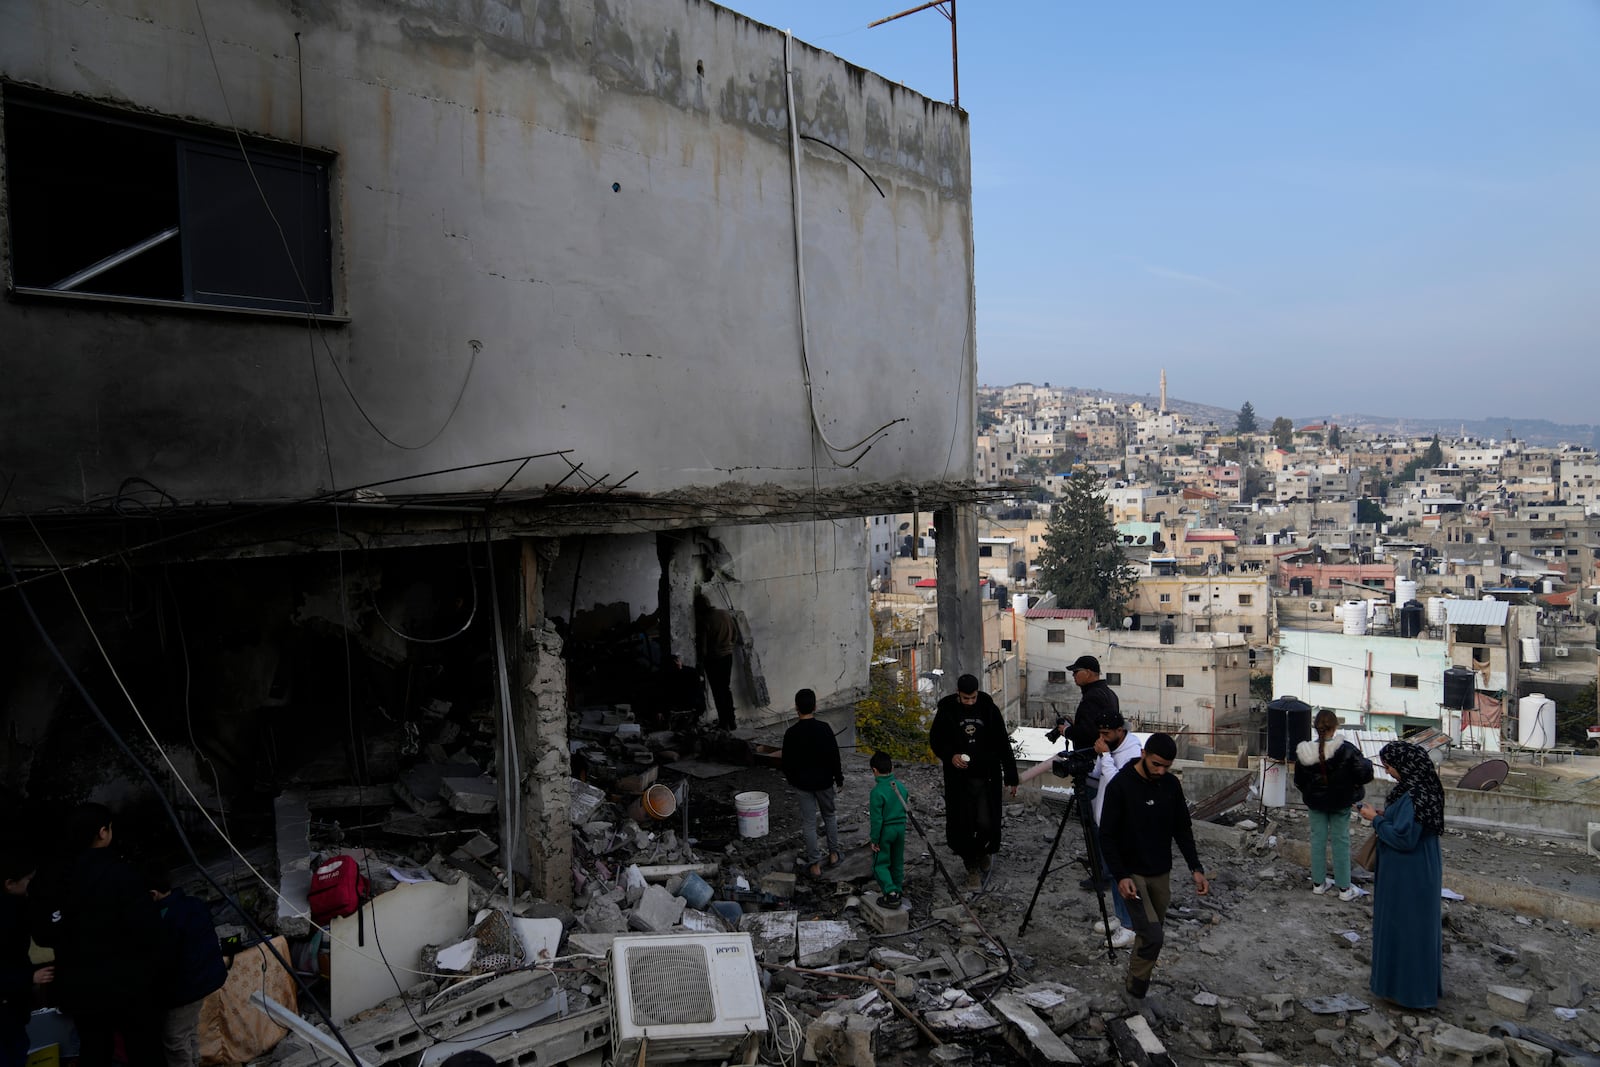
[{"x1": 868, "y1": 751, "x2": 908, "y2": 908}]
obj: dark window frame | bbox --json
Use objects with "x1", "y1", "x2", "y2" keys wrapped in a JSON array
[{"x1": 3, "y1": 85, "x2": 337, "y2": 317}]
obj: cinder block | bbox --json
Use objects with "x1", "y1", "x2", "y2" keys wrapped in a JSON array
[
  {"x1": 860, "y1": 894, "x2": 909, "y2": 934},
  {"x1": 1485, "y1": 986, "x2": 1533, "y2": 1020},
  {"x1": 1422, "y1": 1025, "x2": 1508, "y2": 1067}
]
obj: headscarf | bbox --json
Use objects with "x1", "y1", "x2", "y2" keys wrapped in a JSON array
[{"x1": 1380, "y1": 740, "x2": 1444, "y2": 835}]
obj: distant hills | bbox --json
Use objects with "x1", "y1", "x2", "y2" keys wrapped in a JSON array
[
  {"x1": 1297, "y1": 415, "x2": 1599, "y2": 449},
  {"x1": 998, "y1": 387, "x2": 1598, "y2": 448}
]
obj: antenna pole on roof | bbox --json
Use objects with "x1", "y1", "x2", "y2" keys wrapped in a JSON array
[{"x1": 868, "y1": 0, "x2": 960, "y2": 109}]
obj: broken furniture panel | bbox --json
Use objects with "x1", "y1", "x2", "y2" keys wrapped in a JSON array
[{"x1": 329, "y1": 879, "x2": 470, "y2": 1023}]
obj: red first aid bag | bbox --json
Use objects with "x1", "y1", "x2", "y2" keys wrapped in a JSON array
[{"x1": 309, "y1": 854, "x2": 369, "y2": 927}]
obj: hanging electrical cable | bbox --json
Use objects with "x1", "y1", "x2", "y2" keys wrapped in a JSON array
[{"x1": 782, "y1": 30, "x2": 906, "y2": 469}]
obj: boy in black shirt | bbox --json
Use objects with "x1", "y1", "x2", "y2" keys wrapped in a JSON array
[
  {"x1": 1098, "y1": 733, "x2": 1209, "y2": 1003},
  {"x1": 781, "y1": 689, "x2": 844, "y2": 878}
]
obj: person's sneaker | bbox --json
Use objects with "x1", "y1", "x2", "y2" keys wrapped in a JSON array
[
  {"x1": 1311, "y1": 878, "x2": 1335, "y2": 895},
  {"x1": 1093, "y1": 918, "x2": 1121, "y2": 935},
  {"x1": 964, "y1": 868, "x2": 983, "y2": 891},
  {"x1": 1110, "y1": 926, "x2": 1137, "y2": 949},
  {"x1": 1338, "y1": 885, "x2": 1362, "y2": 902},
  {"x1": 879, "y1": 892, "x2": 902, "y2": 909}
]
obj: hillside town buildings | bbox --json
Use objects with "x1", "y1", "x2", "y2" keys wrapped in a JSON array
[{"x1": 875, "y1": 379, "x2": 1600, "y2": 756}]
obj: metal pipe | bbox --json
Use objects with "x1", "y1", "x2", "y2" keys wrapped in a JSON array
[{"x1": 52, "y1": 226, "x2": 180, "y2": 291}]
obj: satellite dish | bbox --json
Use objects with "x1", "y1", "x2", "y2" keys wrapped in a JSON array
[
  {"x1": 1122, "y1": 617, "x2": 1134, "y2": 630},
  {"x1": 1457, "y1": 759, "x2": 1509, "y2": 792}
]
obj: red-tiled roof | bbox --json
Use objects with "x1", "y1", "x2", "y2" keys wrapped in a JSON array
[
  {"x1": 1184, "y1": 529, "x2": 1236, "y2": 541},
  {"x1": 1024, "y1": 608, "x2": 1096, "y2": 620},
  {"x1": 1539, "y1": 590, "x2": 1574, "y2": 607}
]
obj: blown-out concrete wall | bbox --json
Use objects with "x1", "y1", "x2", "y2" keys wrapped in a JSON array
[
  {"x1": 0, "y1": 0, "x2": 974, "y2": 511},
  {"x1": 706, "y1": 519, "x2": 872, "y2": 724}
]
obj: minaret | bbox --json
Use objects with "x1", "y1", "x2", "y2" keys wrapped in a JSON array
[{"x1": 1159, "y1": 369, "x2": 1168, "y2": 414}]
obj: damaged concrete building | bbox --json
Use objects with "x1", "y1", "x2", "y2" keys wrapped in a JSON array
[{"x1": 0, "y1": 0, "x2": 980, "y2": 908}]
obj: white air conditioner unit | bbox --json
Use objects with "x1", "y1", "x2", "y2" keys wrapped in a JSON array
[
  {"x1": 610, "y1": 933, "x2": 767, "y2": 1065},
  {"x1": 1307, "y1": 600, "x2": 1324, "y2": 612},
  {"x1": 1554, "y1": 646, "x2": 1570, "y2": 658}
]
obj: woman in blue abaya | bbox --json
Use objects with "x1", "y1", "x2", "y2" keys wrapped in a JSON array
[{"x1": 1356, "y1": 741, "x2": 1444, "y2": 1009}]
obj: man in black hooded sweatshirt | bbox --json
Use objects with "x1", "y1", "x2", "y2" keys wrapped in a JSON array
[{"x1": 31, "y1": 805, "x2": 166, "y2": 1067}]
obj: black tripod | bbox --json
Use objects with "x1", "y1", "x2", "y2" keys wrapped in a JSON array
[{"x1": 1017, "y1": 762, "x2": 1118, "y2": 961}]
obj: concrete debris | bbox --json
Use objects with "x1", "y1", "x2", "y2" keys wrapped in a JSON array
[
  {"x1": 990, "y1": 993, "x2": 1081, "y2": 1065},
  {"x1": 1422, "y1": 1024, "x2": 1510, "y2": 1067},
  {"x1": 1485, "y1": 984, "x2": 1535, "y2": 1020},
  {"x1": 796, "y1": 919, "x2": 855, "y2": 967}
]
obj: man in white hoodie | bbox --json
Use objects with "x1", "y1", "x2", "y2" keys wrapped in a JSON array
[{"x1": 1086, "y1": 708, "x2": 1143, "y2": 946}]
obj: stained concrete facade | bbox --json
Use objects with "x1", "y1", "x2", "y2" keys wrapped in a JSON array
[
  {"x1": 0, "y1": 0, "x2": 974, "y2": 510},
  {"x1": 0, "y1": 0, "x2": 977, "y2": 896}
]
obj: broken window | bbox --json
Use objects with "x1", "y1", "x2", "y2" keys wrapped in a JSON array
[{"x1": 3, "y1": 87, "x2": 333, "y2": 313}]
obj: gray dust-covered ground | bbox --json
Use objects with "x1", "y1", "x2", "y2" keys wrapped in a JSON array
[{"x1": 700, "y1": 731, "x2": 1600, "y2": 1066}]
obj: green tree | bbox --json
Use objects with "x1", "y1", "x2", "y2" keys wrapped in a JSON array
[
  {"x1": 1561, "y1": 682, "x2": 1596, "y2": 748},
  {"x1": 1015, "y1": 455, "x2": 1047, "y2": 481},
  {"x1": 1236, "y1": 401, "x2": 1258, "y2": 434},
  {"x1": 1270, "y1": 416, "x2": 1294, "y2": 449},
  {"x1": 1327, "y1": 424, "x2": 1341, "y2": 449},
  {"x1": 855, "y1": 615, "x2": 936, "y2": 764},
  {"x1": 1355, "y1": 498, "x2": 1389, "y2": 525},
  {"x1": 1035, "y1": 469, "x2": 1137, "y2": 628},
  {"x1": 1422, "y1": 434, "x2": 1443, "y2": 467}
]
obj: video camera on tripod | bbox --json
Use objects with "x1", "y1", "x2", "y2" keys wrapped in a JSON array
[
  {"x1": 1051, "y1": 746, "x2": 1098, "y2": 784},
  {"x1": 1018, "y1": 743, "x2": 1116, "y2": 956}
]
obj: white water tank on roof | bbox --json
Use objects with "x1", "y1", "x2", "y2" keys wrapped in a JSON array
[
  {"x1": 1518, "y1": 694, "x2": 1556, "y2": 749},
  {"x1": 1371, "y1": 600, "x2": 1392, "y2": 627},
  {"x1": 1343, "y1": 602, "x2": 1368, "y2": 635},
  {"x1": 1521, "y1": 637, "x2": 1540, "y2": 666},
  {"x1": 1332, "y1": 602, "x2": 1345, "y2": 622},
  {"x1": 1426, "y1": 596, "x2": 1451, "y2": 627},
  {"x1": 1396, "y1": 577, "x2": 1418, "y2": 606}
]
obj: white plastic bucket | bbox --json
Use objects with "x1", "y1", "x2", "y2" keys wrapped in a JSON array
[{"x1": 734, "y1": 791, "x2": 769, "y2": 838}]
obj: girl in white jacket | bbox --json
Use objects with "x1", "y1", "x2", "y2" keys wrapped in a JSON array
[{"x1": 1292, "y1": 709, "x2": 1374, "y2": 901}]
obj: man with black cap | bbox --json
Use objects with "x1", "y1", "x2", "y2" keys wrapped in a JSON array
[
  {"x1": 1050, "y1": 655, "x2": 1117, "y2": 758},
  {"x1": 1098, "y1": 732, "x2": 1209, "y2": 1009}
]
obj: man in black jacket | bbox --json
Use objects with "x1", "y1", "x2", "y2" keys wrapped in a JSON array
[
  {"x1": 2, "y1": 841, "x2": 53, "y2": 1067},
  {"x1": 1060, "y1": 655, "x2": 1117, "y2": 754},
  {"x1": 1098, "y1": 733, "x2": 1209, "y2": 1004},
  {"x1": 31, "y1": 804, "x2": 167, "y2": 1067},
  {"x1": 782, "y1": 689, "x2": 844, "y2": 878},
  {"x1": 929, "y1": 674, "x2": 1019, "y2": 891}
]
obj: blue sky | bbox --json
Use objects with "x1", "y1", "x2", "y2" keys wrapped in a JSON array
[{"x1": 731, "y1": 1, "x2": 1599, "y2": 425}]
